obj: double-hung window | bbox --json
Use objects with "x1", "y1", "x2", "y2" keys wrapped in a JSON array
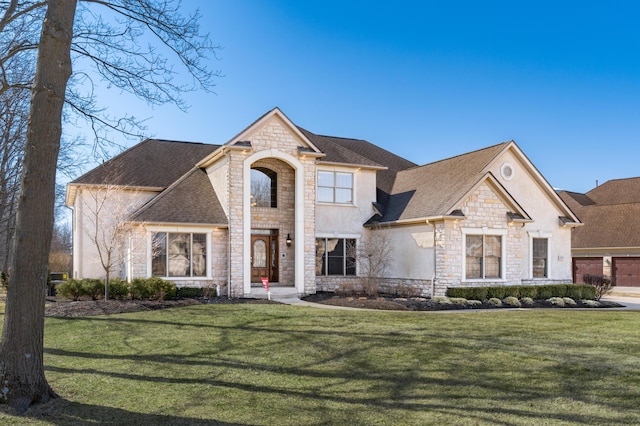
[
  {"x1": 316, "y1": 238, "x2": 356, "y2": 276},
  {"x1": 532, "y1": 238, "x2": 548, "y2": 278},
  {"x1": 152, "y1": 232, "x2": 207, "y2": 278},
  {"x1": 465, "y1": 233, "x2": 503, "y2": 279},
  {"x1": 317, "y1": 171, "x2": 353, "y2": 204}
]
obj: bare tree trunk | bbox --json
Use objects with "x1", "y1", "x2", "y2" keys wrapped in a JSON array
[{"x1": 0, "y1": 0, "x2": 76, "y2": 413}]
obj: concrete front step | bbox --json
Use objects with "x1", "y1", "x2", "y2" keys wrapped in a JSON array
[{"x1": 250, "y1": 286, "x2": 300, "y2": 301}]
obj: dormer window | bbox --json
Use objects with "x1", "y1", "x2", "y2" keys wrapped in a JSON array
[
  {"x1": 251, "y1": 167, "x2": 277, "y2": 208},
  {"x1": 317, "y1": 171, "x2": 353, "y2": 204}
]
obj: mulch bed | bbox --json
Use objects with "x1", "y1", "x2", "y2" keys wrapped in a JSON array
[
  {"x1": 43, "y1": 293, "x2": 625, "y2": 317},
  {"x1": 302, "y1": 292, "x2": 625, "y2": 311},
  {"x1": 44, "y1": 297, "x2": 279, "y2": 317}
]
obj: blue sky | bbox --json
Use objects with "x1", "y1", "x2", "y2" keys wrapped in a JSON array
[{"x1": 80, "y1": 1, "x2": 640, "y2": 193}]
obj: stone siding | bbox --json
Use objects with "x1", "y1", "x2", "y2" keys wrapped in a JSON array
[
  {"x1": 434, "y1": 182, "x2": 527, "y2": 296},
  {"x1": 316, "y1": 276, "x2": 434, "y2": 297}
]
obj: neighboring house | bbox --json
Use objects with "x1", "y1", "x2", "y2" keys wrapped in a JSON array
[
  {"x1": 66, "y1": 107, "x2": 581, "y2": 297},
  {"x1": 559, "y1": 177, "x2": 640, "y2": 286}
]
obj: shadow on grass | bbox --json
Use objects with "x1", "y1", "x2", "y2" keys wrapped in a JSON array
[
  {"x1": 42, "y1": 307, "x2": 640, "y2": 424},
  {"x1": 1, "y1": 398, "x2": 245, "y2": 425}
]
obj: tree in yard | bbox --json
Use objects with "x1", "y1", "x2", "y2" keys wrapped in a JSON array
[
  {"x1": 350, "y1": 228, "x2": 395, "y2": 296},
  {"x1": 78, "y1": 183, "x2": 150, "y2": 300},
  {"x1": 0, "y1": 0, "x2": 218, "y2": 412}
]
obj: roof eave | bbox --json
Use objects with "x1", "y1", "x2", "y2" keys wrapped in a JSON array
[{"x1": 318, "y1": 161, "x2": 388, "y2": 171}]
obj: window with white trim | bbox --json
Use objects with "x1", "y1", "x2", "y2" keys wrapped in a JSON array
[
  {"x1": 532, "y1": 238, "x2": 548, "y2": 278},
  {"x1": 316, "y1": 238, "x2": 356, "y2": 276},
  {"x1": 317, "y1": 171, "x2": 353, "y2": 204},
  {"x1": 465, "y1": 234, "x2": 503, "y2": 279},
  {"x1": 152, "y1": 232, "x2": 207, "y2": 277}
]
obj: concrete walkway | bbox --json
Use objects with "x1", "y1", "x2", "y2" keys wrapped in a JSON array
[{"x1": 602, "y1": 286, "x2": 640, "y2": 310}]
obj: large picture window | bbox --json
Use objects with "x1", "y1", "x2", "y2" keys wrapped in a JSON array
[
  {"x1": 317, "y1": 171, "x2": 353, "y2": 204},
  {"x1": 152, "y1": 232, "x2": 207, "y2": 277},
  {"x1": 316, "y1": 238, "x2": 356, "y2": 276},
  {"x1": 532, "y1": 238, "x2": 548, "y2": 278},
  {"x1": 465, "y1": 234, "x2": 502, "y2": 279}
]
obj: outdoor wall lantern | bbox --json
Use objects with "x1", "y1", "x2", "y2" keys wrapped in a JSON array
[{"x1": 286, "y1": 234, "x2": 292, "y2": 247}]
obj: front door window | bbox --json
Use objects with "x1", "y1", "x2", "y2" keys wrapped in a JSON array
[{"x1": 251, "y1": 231, "x2": 279, "y2": 283}]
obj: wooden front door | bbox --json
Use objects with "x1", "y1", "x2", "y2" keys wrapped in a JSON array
[{"x1": 251, "y1": 233, "x2": 279, "y2": 283}]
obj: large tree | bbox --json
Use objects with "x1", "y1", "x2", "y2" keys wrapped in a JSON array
[{"x1": 0, "y1": 0, "x2": 217, "y2": 412}]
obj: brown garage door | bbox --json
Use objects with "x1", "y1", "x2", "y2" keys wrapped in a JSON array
[
  {"x1": 613, "y1": 257, "x2": 640, "y2": 287},
  {"x1": 573, "y1": 257, "x2": 603, "y2": 283}
]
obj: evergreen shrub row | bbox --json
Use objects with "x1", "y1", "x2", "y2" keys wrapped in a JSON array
[
  {"x1": 445, "y1": 284, "x2": 596, "y2": 301},
  {"x1": 56, "y1": 277, "x2": 177, "y2": 301}
]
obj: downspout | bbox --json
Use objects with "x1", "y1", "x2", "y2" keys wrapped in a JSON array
[
  {"x1": 227, "y1": 150, "x2": 231, "y2": 299},
  {"x1": 427, "y1": 218, "x2": 437, "y2": 298}
]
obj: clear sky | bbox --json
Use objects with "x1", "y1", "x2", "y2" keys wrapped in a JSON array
[{"x1": 80, "y1": 1, "x2": 640, "y2": 193}]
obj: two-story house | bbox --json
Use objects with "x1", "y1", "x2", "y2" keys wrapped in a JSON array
[{"x1": 66, "y1": 107, "x2": 581, "y2": 297}]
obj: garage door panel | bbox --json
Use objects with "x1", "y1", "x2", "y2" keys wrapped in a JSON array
[
  {"x1": 613, "y1": 257, "x2": 640, "y2": 287},
  {"x1": 573, "y1": 258, "x2": 603, "y2": 283}
]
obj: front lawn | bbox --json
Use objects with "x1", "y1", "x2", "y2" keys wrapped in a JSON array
[{"x1": 1, "y1": 304, "x2": 640, "y2": 424}]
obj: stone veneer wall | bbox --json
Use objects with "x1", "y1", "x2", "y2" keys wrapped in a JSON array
[
  {"x1": 433, "y1": 182, "x2": 526, "y2": 296},
  {"x1": 316, "y1": 276, "x2": 435, "y2": 297},
  {"x1": 250, "y1": 158, "x2": 295, "y2": 286},
  {"x1": 227, "y1": 115, "x2": 319, "y2": 297}
]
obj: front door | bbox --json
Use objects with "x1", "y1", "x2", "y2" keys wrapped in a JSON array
[{"x1": 251, "y1": 232, "x2": 279, "y2": 283}]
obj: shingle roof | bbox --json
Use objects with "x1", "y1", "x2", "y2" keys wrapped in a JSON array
[
  {"x1": 568, "y1": 203, "x2": 640, "y2": 248},
  {"x1": 72, "y1": 139, "x2": 220, "y2": 188},
  {"x1": 585, "y1": 177, "x2": 640, "y2": 205},
  {"x1": 130, "y1": 168, "x2": 227, "y2": 225},
  {"x1": 378, "y1": 142, "x2": 510, "y2": 222},
  {"x1": 298, "y1": 127, "x2": 417, "y2": 203},
  {"x1": 559, "y1": 177, "x2": 640, "y2": 249}
]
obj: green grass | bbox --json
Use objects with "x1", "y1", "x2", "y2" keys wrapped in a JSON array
[{"x1": 1, "y1": 304, "x2": 640, "y2": 424}]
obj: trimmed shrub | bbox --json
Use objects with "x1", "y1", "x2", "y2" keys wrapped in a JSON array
[
  {"x1": 108, "y1": 278, "x2": 130, "y2": 300},
  {"x1": 450, "y1": 297, "x2": 468, "y2": 305},
  {"x1": 130, "y1": 278, "x2": 150, "y2": 300},
  {"x1": 177, "y1": 287, "x2": 204, "y2": 298},
  {"x1": 535, "y1": 285, "x2": 556, "y2": 300},
  {"x1": 563, "y1": 297, "x2": 577, "y2": 306},
  {"x1": 487, "y1": 287, "x2": 509, "y2": 300},
  {"x1": 548, "y1": 297, "x2": 565, "y2": 307},
  {"x1": 467, "y1": 300, "x2": 482, "y2": 306},
  {"x1": 56, "y1": 279, "x2": 85, "y2": 301},
  {"x1": 503, "y1": 296, "x2": 521, "y2": 307},
  {"x1": 83, "y1": 279, "x2": 104, "y2": 300},
  {"x1": 446, "y1": 287, "x2": 487, "y2": 301},
  {"x1": 518, "y1": 286, "x2": 539, "y2": 299},
  {"x1": 487, "y1": 298, "x2": 502, "y2": 307},
  {"x1": 520, "y1": 297, "x2": 535, "y2": 306},
  {"x1": 145, "y1": 277, "x2": 176, "y2": 301}
]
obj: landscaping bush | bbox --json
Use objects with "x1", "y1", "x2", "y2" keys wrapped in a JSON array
[
  {"x1": 56, "y1": 279, "x2": 85, "y2": 301},
  {"x1": 145, "y1": 277, "x2": 176, "y2": 301},
  {"x1": 565, "y1": 284, "x2": 596, "y2": 300},
  {"x1": 108, "y1": 278, "x2": 130, "y2": 300},
  {"x1": 563, "y1": 297, "x2": 577, "y2": 306},
  {"x1": 583, "y1": 274, "x2": 615, "y2": 301},
  {"x1": 130, "y1": 278, "x2": 150, "y2": 300},
  {"x1": 83, "y1": 279, "x2": 104, "y2": 300},
  {"x1": 446, "y1": 287, "x2": 487, "y2": 301},
  {"x1": 503, "y1": 296, "x2": 521, "y2": 307},
  {"x1": 177, "y1": 287, "x2": 204, "y2": 298},
  {"x1": 547, "y1": 297, "x2": 565, "y2": 307},
  {"x1": 487, "y1": 298, "x2": 502, "y2": 307},
  {"x1": 487, "y1": 287, "x2": 508, "y2": 300},
  {"x1": 517, "y1": 286, "x2": 539, "y2": 299},
  {"x1": 445, "y1": 284, "x2": 596, "y2": 302},
  {"x1": 520, "y1": 297, "x2": 535, "y2": 306}
]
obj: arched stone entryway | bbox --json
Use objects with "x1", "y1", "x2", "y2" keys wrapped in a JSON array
[{"x1": 242, "y1": 150, "x2": 305, "y2": 296}]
